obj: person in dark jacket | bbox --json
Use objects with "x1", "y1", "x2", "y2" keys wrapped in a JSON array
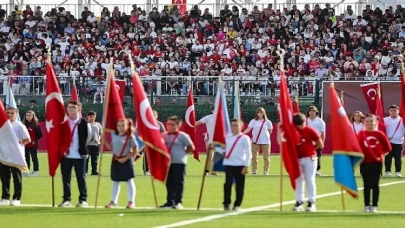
[{"x1": 22, "y1": 110, "x2": 43, "y2": 177}]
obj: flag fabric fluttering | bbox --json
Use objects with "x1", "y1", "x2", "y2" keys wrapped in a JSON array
[
  {"x1": 45, "y1": 61, "x2": 72, "y2": 177},
  {"x1": 184, "y1": 89, "x2": 199, "y2": 161},
  {"x1": 400, "y1": 63, "x2": 405, "y2": 119},
  {"x1": 330, "y1": 83, "x2": 364, "y2": 198},
  {"x1": 278, "y1": 69, "x2": 301, "y2": 190},
  {"x1": 5, "y1": 83, "x2": 21, "y2": 121},
  {"x1": 104, "y1": 67, "x2": 126, "y2": 132},
  {"x1": 360, "y1": 82, "x2": 386, "y2": 133},
  {"x1": 292, "y1": 96, "x2": 300, "y2": 114},
  {"x1": 211, "y1": 77, "x2": 231, "y2": 172},
  {"x1": 70, "y1": 84, "x2": 79, "y2": 101},
  {"x1": 0, "y1": 101, "x2": 27, "y2": 170},
  {"x1": 132, "y1": 70, "x2": 170, "y2": 182},
  {"x1": 233, "y1": 81, "x2": 242, "y2": 120}
]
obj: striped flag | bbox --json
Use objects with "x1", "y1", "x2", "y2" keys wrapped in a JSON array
[
  {"x1": 211, "y1": 77, "x2": 231, "y2": 172},
  {"x1": 330, "y1": 83, "x2": 363, "y2": 198}
]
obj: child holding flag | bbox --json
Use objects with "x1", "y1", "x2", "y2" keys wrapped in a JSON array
[
  {"x1": 357, "y1": 114, "x2": 391, "y2": 213},
  {"x1": 290, "y1": 113, "x2": 324, "y2": 212},
  {"x1": 103, "y1": 118, "x2": 139, "y2": 209}
]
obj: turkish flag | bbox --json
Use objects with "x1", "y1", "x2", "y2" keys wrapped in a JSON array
[
  {"x1": 330, "y1": 83, "x2": 363, "y2": 198},
  {"x1": 132, "y1": 72, "x2": 170, "y2": 182},
  {"x1": 115, "y1": 80, "x2": 125, "y2": 102},
  {"x1": 172, "y1": 0, "x2": 187, "y2": 14},
  {"x1": 292, "y1": 96, "x2": 299, "y2": 114},
  {"x1": 278, "y1": 69, "x2": 300, "y2": 190},
  {"x1": 360, "y1": 83, "x2": 386, "y2": 133},
  {"x1": 105, "y1": 70, "x2": 125, "y2": 131},
  {"x1": 183, "y1": 89, "x2": 198, "y2": 161},
  {"x1": 46, "y1": 62, "x2": 72, "y2": 177},
  {"x1": 70, "y1": 85, "x2": 79, "y2": 101}
]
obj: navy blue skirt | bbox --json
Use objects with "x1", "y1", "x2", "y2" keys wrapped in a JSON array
[{"x1": 110, "y1": 158, "x2": 135, "y2": 181}]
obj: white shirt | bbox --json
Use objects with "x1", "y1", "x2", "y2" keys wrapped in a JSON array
[
  {"x1": 352, "y1": 122, "x2": 363, "y2": 135},
  {"x1": 306, "y1": 117, "x2": 326, "y2": 136},
  {"x1": 248, "y1": 119, "x2": 273, "y2": 144},
  {"x1": 66, "y1": 117, "x2": 92, "y2": 159},
  {"x1": 384, "y1": 116, "x2": 404, "y2": 144},
  {"x1": 199, "y1": 114, "x2": 214, "y2": 141},
  {"x1": 11, "y1": 121, "x2": 30, "y2": 152},
  {"x1": 223, "y1": 133, "x2": 252, "y2": 167}
]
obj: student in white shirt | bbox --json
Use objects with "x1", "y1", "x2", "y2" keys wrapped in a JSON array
[
  {"x1": 0, "y1": 107, "x2": 30, "y2": 206},
  {"x1": 195, "y1": 107, "x2": 216, "y2": 175},
  {"x1": 243, "y1": 107, "x2": 273, "y2": 175},
  {"x1": 383, "y1": 105, "x2": 405, "y2": 177},
  {"x1": 306, "y1": 106, "x2": 326, "y2": 176},
  {"x1": 222, "y1": 119, "x2": 251, "y2": 211},
  {"x1": 350, "y1": 111, "x2": 365, "y2": 135}
]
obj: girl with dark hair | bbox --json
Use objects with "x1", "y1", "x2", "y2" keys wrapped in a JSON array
[
  {"x1": 22, "y1": 110, "x2": 43, "y2": 176},
  {"x1": 103, "y1": 118, "x2": 139, "y2": 209}
]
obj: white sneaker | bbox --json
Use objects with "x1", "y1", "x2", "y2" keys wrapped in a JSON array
[
  {"x1": 145, "y1": 171, "x2": 150, "y2": 176},
  {"x1": 385, "y1": 172, "x2": 392, "y2": 177},
  {"x1": 10, "y1": 200, "x2": 21, "y2": 206},
  {"x1": 76, "y1": 201, "x2": 89, "y2": 208},
  {"x1": 264, "y1": 172, "x2": 269, "y2": 175},
  {"x1": 0, "y1": 199, "x2": 10, "y2": 206},
  {"x1": 252, "y1": 171, "x2": 257, "y2": 175},
  {"x1": 306, "y1": 202, "x2": 316, "y2": 212},
  {"x1": 232, "y1": 206, "x2": 240, "y2": 211},
  {"x1": 370, "y1": 206, "x2": 378, "y2": 213},
  {"x1": 22, "y1": 172, "x2": 30, "y2": 177},
  {"x1": 293, "y1": 202, "x2": 304, "y2": 212},
  {"x1": 316, "y1": 171, "x2": 321, "y2": 176},
  {"x1": 58, "y1": 201, "x2": 71, "y2": 207},
  {"x1": 174, "y1": 203, "x2": 183, "y2": 209},
  {"x1": 31, "y1": 171, "x2": 38, "y2": 177},
  {"x1": 365, "y1": 206, "x2": 371, "y2": 212},
  {"x1": 395, "y1": 172, "x2": 402, "y2": 177}
]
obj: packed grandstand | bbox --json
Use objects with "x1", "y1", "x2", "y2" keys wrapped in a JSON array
[{"x1": 0, "y1": 3, "x2": 403, "y2": 97}]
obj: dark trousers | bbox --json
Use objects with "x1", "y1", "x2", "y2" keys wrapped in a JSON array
[
  {"x1": 384, "y1": 143, "x2": 402, "y2": 173},
  {"x1": 142, "y1": 149, "x2": 149, "y2": 174},
  {"x1": 223, "y1": 166, "x2": 246, "y2": 207},
  {"x1": 361, "y1": 162, "x2": 382, "y2": 207},
  {"x1": 316, "y1": 149, "x2": 322, "y2": 171},
  {"x1": 86, "y1": 145, "x2": 100, "y2": 174},
  {"x1": 0, "y1": 163, "x2": 22, "y2": 200},
  {"x1": 25, "y1": 147, "x2": 39, "y2": 171},
  {"x1": 61, "y1": 157, "x2": 87, "y2": 202},
  {"x1": 166, "y1": 164, "x2": 185, "y2": 205}
]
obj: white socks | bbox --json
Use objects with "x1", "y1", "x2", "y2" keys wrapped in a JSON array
[{"x1": 111, "y1": 179, "x2": 136, "y2": 204}]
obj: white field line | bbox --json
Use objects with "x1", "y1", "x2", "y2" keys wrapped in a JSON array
[
  {"x1": 154, "y1": 180, "x2": 405, "y2": 228},
  {"x1": 18, "y1": 204, "x2": 223, "y2": 211}
]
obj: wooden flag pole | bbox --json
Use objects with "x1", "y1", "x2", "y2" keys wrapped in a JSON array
[
  {"x1": 128, "y1": 55, "x2": 159, "y2": 208},
  {"x1": 94, "y1": 59, "x2": 114, "y2": 208},
  {"x1": 46, "y1": 46, "x2": 56, "y2": 208},
  {"x1": 340, "y1": 188, "x2": 346, "y2": 211},
  {"x1": 197, "y1": 146, "x2": 212, "y2": 210},
  {"x1": 277, "y1": 48, "x2": 286, "y2": 212}
]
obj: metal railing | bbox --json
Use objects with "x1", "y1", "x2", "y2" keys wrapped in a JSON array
[{"x1": 1, "y1": 1, "x2": 381, "y2": 19}]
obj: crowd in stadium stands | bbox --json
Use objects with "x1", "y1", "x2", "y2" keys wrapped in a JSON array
[{"x1": 0, "y1": 3, "x2": 404, "y2": 97}]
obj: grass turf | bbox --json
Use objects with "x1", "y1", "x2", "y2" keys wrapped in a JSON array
[{"x1": 0, "y1": 153, "x2": 404, "y2": 228}]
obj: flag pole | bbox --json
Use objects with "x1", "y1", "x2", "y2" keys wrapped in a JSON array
[
  {"x1": 46, "y1": 45, "x2": 56, "y2": 207},
  {"x1": 277, "y1": 48, "x2": 286, "y2": 212},
  {"x1": 94, "y1": 58, "x2": 114, "y2": 208},
  {"x1": 128, "y1": 55, "x2": 158, "y2": 208},
  {"x1": 197, "y1": 147, "x2": 211, "y2": 210}
]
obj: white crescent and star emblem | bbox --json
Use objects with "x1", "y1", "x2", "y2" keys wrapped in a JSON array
[
  {"x1": 367, "y1": 88, "x2": 377, "y2": 100},
  {"x1": 185, "y1": 105, "x2": 195, "y2": 127},
  {"x1": 364, "y1": 136, "x2": 379, "y2": 148},
  {"x1": 45, "y1": 92, "x2": 65, "y2": 133},
  {"x1": 116, "y1": 84, "x2": 120, "y2": 91},
  {"x1": 140, "y1": 99, "x2": 159, "y2": 130},
  {"x1": 338, "y1": 106, "x2": 347, "y2": 117}
]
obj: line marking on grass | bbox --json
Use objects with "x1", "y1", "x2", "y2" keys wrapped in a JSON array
[
  {"x1": 18, "y1": 204, "x2": 224, "y2": 211},
  {"x1": 154, "y1": 180, "x2": 405, "y2": 228}
]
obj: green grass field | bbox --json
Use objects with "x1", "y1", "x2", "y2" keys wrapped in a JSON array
[{"x1": 0, "y1": 154, "x2": 405, "y2": 228}]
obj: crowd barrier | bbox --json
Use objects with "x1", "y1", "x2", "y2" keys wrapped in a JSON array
[{"x1": 35, "y1": 122, "x2": 335, "y2": 154}]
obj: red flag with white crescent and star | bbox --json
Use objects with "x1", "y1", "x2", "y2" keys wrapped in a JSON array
[
  {"x1": 104, "y1": 68, "x2": 125, "y2": 131},
  {"x1": 183, "y1": 88, "x2": 198, "y2": 161},
  {"x1": 360, "y1": 82, "x2": 386, "y2": 133},
  {"x1": 132, "y1": 71, "x2": 170, "y2": 182},
  {"x1": 46, "y1": 62, "x2": 72, "y2": 177},
  {"x1": 70, "y1": 85, "x2": 79, "y2": 101}
]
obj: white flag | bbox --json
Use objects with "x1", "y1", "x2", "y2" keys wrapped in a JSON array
[{"x1": 5, "y1": 85, "x2": 21, "y2": 121}]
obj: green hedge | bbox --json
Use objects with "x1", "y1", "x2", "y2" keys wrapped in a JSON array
[{"x1": 19, "y1": 103, "x2": 316, "y2": 123}]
